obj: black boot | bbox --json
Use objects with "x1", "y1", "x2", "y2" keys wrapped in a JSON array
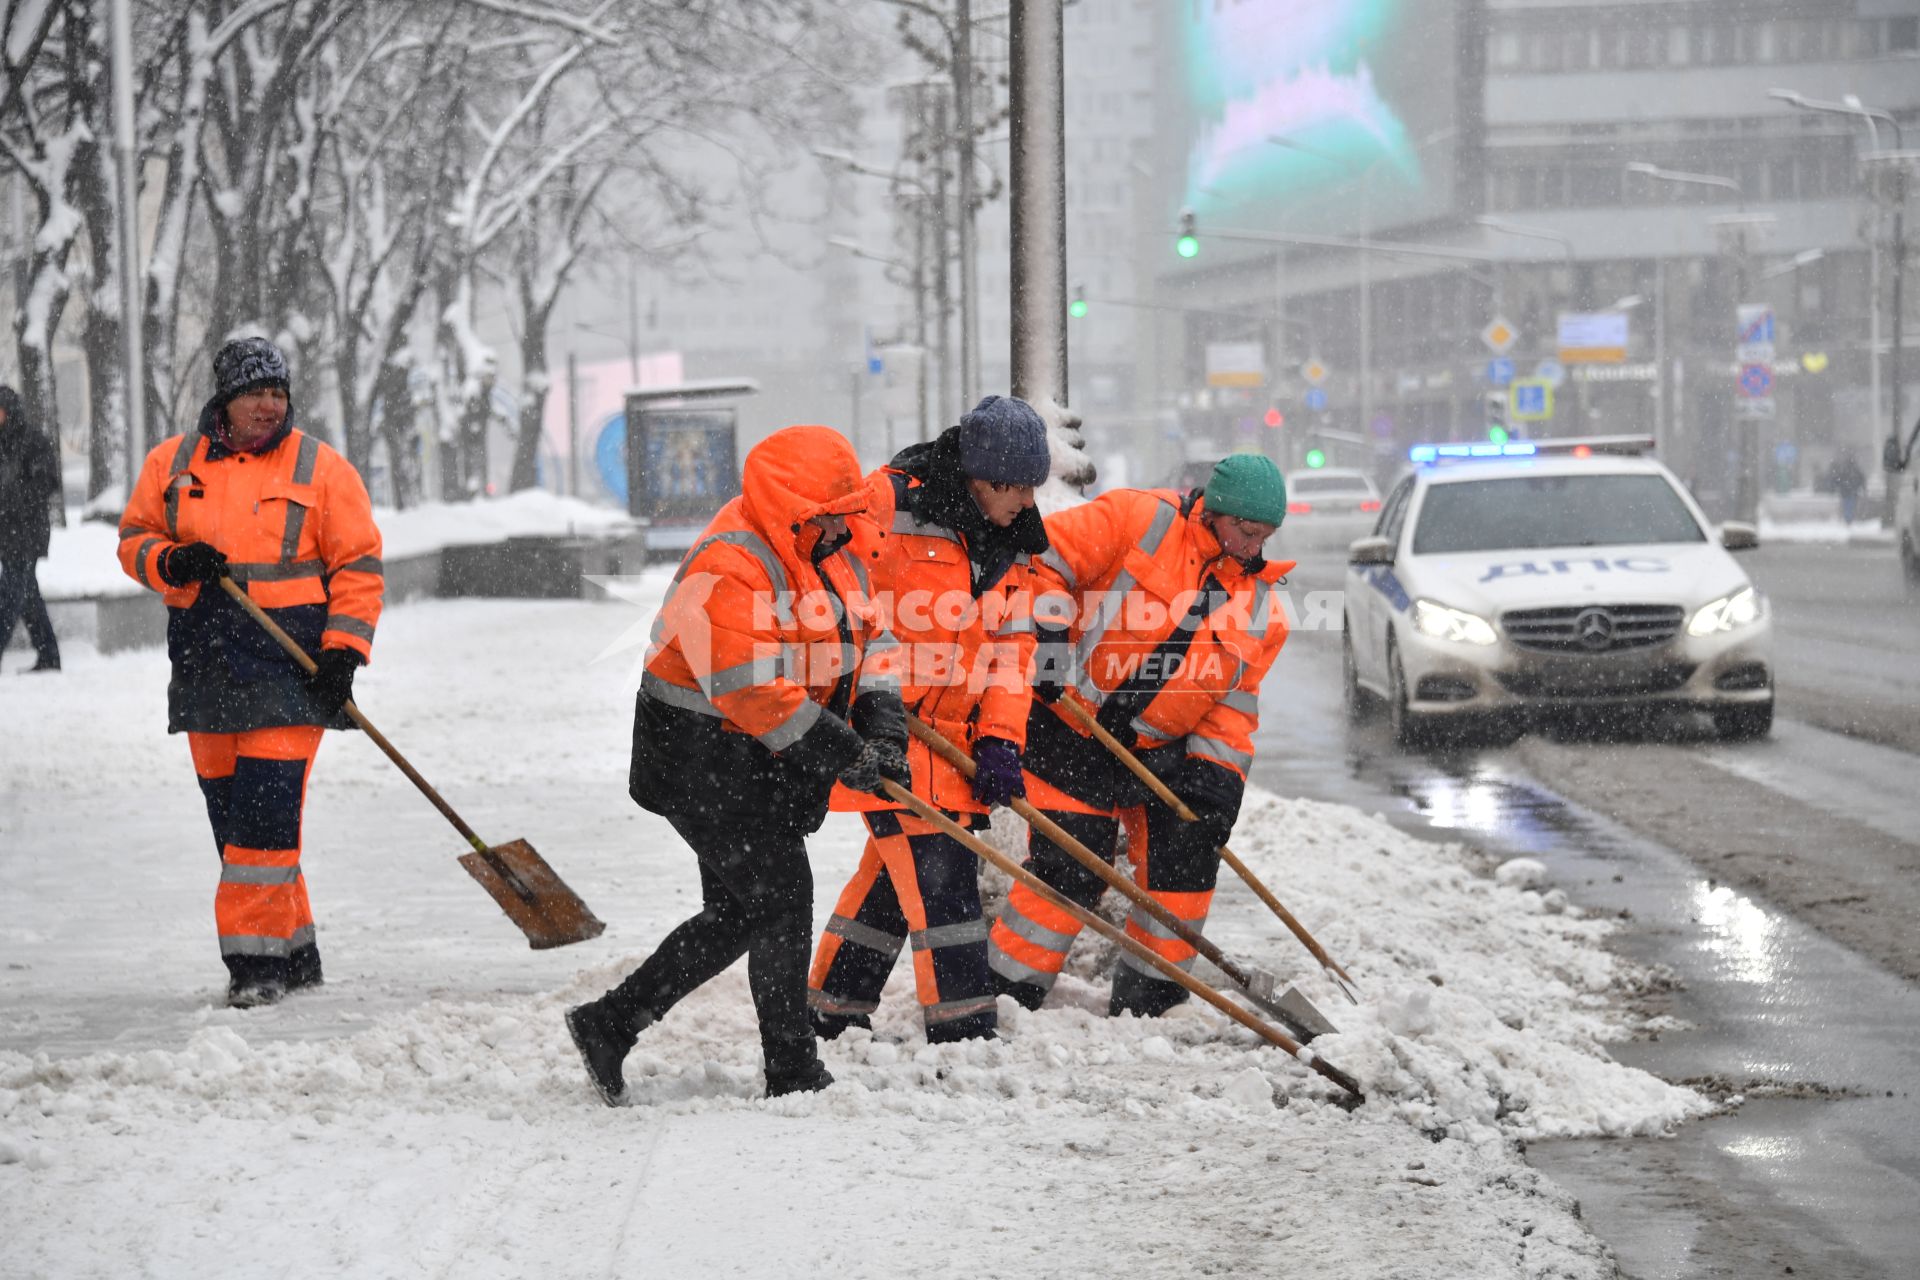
[
  {"x1": 1108, "y1": 962, "x2": 1190, "y2": 1019},
  {"x1": 763, "y1": 1033, "x2": 833, "y2": 1098},
  {"x1": 989, "y1": 967, "x2": 1049, "y2": 1012},
  {"x1": 287, "y1": 942, "x2": 324, "y2": 992},
  {"x1": 809, "y1": 1007, "x2": 871, "y2": 1041},
  {"x1": 924, "y1": 1008, "x2": 997, "y2": 1044},
  {"x1": 226, "y1": 955, "x2": 289, "y2": 1008},
  {"x1": 566, "y1": 998, "x2": 648, "y2": 1107}
]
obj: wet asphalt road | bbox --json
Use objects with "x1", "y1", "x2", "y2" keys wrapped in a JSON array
[{"x1": 1251, "y1": 537, "x2": 1920, "y2": 1279}]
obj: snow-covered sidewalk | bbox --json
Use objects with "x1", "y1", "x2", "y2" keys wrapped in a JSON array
[{"x1": 0, "y1": 580, "x2": 1708, "y2": 1278}]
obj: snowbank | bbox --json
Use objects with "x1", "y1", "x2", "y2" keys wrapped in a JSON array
[
  {"x1": 0, "y1": 588, "x2": 1705, "y2": 1278},
  {"x1": 39, "y1": 490, "x2": 634, "y2": 600}
]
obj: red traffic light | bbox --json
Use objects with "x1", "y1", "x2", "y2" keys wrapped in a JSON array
[{"x1": 1263, "y1": 407, "x2": 1284, "y2": 429}]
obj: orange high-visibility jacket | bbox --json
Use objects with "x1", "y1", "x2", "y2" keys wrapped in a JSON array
[
  {"x1": 120, "y1": 427, "x2": 383, "y2": 730},
  {"x1": 631, "y1": 426, "x2": 901, "y2": 830},
  {"x1": 1032, "y1": 487, "x2": 1293, "y2": 778},
  {"x1": 832, "y1": 463, "x2": 1049, "y2": 813}
]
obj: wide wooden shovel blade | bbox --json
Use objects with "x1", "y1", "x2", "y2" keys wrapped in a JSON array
[{"x1": 457, "y1": 838, "x2": 606, "y2": 950}]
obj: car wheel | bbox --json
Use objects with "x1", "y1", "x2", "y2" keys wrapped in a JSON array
[
  {"x1": 1712, "y1": 699, "x2": 1773, "y2": 741},
  {"x1": 1342, "y1": 623, "x2": 1371, "y2": 722},
  {"x1": 1386, "y1": 633, "x2": 1423, "y2": 748}
]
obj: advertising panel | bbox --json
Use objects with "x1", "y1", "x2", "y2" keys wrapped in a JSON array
[
  {"x1": 1158, "y1": 0, "x2": 1463, "y2": 260},
  {"x1": 625, "y1": 407, "x2": 739, "y2": 529}
]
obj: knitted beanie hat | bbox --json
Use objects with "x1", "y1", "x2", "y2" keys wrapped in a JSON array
[
  {"x1": 1203, "y1": 453, "x2": 1289, "y2": 526},
  {"x1": 957, "y1": 395, "x2": 1050, "y2": 487}
]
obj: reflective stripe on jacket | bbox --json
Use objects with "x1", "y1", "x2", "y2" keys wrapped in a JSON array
[{"x1": 1031, "y1": 487, "x2": 1292, "y2": 778}]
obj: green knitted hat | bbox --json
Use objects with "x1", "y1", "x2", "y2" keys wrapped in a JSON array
[{"x1": 1203, "y1": 454, "x2": 1288, "y2": 526}]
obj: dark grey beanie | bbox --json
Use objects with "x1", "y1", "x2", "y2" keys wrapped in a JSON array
[
  {"x1": 957, "y1": 395, "x2": 1050, "y2": 486},
  {"x1": 212, "y1": 336, "x2": 290, "y2": 406}
]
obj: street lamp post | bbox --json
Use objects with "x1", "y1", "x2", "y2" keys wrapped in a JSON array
[
  {"x1": 1770, "y1": 88, "x2": 1908, "y2": 472},
  {"x1": 1626, "y1": 161, "x2": 1769, "y2": 521}
]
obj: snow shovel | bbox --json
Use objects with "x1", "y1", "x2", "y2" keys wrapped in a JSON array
[
  {"x1": 906, "y1": 716, "x2": 1337, "y2": 1042},
  {"x1": 875, "y1": 776, "x2": 1364, "y2": 1102},
  {"x1": 1056, "y1": 694, "x2": 1361, "y2": 1005},
  {"x1": 218, "y1": 577, "x2": 605, "y2": 950}
]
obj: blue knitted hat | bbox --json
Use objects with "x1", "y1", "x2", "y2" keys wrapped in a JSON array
[{"x1": 957, "y1": 395, "x2": 1050, "y2": 486}]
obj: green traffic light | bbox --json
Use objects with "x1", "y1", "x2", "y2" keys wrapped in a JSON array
[
  {"x1": 1304, "y1": 448, "x2": 1326, "y2": 469},
  {"x1": 1176, "y1": 234, "x2": 1199, "y2": 259},
  {"x1": 1069, "y1": 298, "x2": 1088, "y2": 319},
  {"x1": 1488, "y1": 425, "x2": 1510, "y2": 445}
]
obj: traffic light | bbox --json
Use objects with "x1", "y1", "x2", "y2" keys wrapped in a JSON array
[
  {"x1": 1176, "y1": 209, "x2": 1199, "y2": 259},
  {"x1": 1484, "y1": 390, "x2": 1508, "y2": 442},
  {"x1": 1304, "y1": 448, "x2": 1326, "y2": 469},
  {"x1": 1069, "y1": 286, "x2": 1087, "y2": 320},
  {"x1": 1263, "y1": 407, "x2": 1284, "y2": 429}
]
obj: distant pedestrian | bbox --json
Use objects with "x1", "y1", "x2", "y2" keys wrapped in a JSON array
[
  {"x1": 117, "y1": 338, "x2": 385, "y2": 1008},
  {"x1": 1830, "y1": 450, "x2": 1866, "y2": 525},
  {"x1": 0, "y1": 385, "x2": 63, "y2": 674}
]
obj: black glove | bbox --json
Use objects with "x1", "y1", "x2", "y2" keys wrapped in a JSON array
[
  {"x1": 307, "y1": 647, "x2": 363, "y2": 716},
  {"x1": 838, "y1": 743, "x2": 889, "y2": 795},
  {"x1": 970, "y1": 737, "x2": 1025, "y2": 807},
  {"x1": 1031, "y1": 625, "x2": 1070, "y2": 704},
  {"x1": 160, "y1": 541, "x2": 228, "y2": 586},
  {"x1": 1181, "y1": 755, "x2": 1245, "y2": 849},
  {"x1": 872, "y1": 739, "x2": 913, "y2": 790}
]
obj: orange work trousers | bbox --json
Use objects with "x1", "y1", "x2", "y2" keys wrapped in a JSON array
[{"x1": 188, "y1": 725, "x2": 325, "y2": 987}]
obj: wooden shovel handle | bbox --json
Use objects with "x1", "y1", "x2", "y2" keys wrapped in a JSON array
[
  {"x1": 217, "y1": 576, "x2": 491, "y2": 857},
  {"x1": 877, "y1": 777, "x2": 1363, "y2": 1101},
  {"x1": 1055, "y1": 693, "x2": 1360, "y2": 996},
  {"x1": 906, "y1": 716, "x2": 1262, "y2": 996}
]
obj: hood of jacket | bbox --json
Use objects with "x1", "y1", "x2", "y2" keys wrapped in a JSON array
[{"x1": 741, "y1": 425, "x2": 869, "y2": 573}]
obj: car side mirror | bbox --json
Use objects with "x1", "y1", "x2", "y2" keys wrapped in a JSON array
[
  {"x1": 1720, "y1": 521, "x2": 1759, "y2": 552},
  {"x1": 1885, "y1": 436, "x2": 1907, "y2": 474},
  {"x1": 1348, "y1": 535, "x2": 1396, "y2": 566}
]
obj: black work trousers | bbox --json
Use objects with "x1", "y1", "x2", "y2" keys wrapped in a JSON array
[
  {"x1": 0, "y1": 556, "x2": 59, "y2": 669},
  {"x1": 604, "y1": 814, "x2": 818, "y2": 1075}
]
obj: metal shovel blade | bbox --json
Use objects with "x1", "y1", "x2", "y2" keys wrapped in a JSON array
[
  {"x1": 1240, "y1": 968, "x2": 1341, "y2": 1042},
  {"x1": 1271, "y1": 983, "x2": 1341, "y2": 1039},
  {"x1": 457, "y1": 838, "x2": 606, "y2": 950}
]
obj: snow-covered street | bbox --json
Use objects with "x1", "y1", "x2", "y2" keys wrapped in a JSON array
[{"x1": 1, "y1": 582, "x2": 1708, "y2": 1278}]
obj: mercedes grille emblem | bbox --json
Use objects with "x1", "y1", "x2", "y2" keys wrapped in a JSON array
[{"x1": 1574, "y1": 608, "x2": 1615, "y2": 651}]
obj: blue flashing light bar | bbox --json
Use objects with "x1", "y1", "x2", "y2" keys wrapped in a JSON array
[{"x1": 1409, "y1": 442, "x2": 1539, "y2": 463}]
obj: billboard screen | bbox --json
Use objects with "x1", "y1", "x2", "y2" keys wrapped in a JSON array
[{"x1": 1159, "y1": 0, "x2": 1463, "y2": 259}]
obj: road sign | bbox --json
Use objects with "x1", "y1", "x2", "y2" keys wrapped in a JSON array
[
  {"x1": 1206, "y1": 341, "x2": 1266, "y2": 389},
  {"x1": 1736, "y1": 304, "x2": 1775, "y2": 361},
  {"x1": 1301, "y1": 358, "x2": 1329, "y2": 386},
  {"x1": 1737, "y1": 397, "x2": 1777, "y2": 420},
  {"x1": 1480, "y1": 317, "x2": 1518, "y2": 355},
  {"x1": 1737, "y1": 363, "x2": 1774, "y2": 398},
  {"x1": 1304, "y1": 387, "x2": 1328, "y2": 411},
  {"x1": 1557, "y1": 312, "x2": 1629, "y2": 363},
  {"x1": 1509, "y1": 379, "x2": 1553, "y2": 421},
  {"x1": 1534, "y1": 359, "x2": 1565, "y2": 388},
  {"x1": 1486, "y1": 357, "x2": 1516, "y2": 387}
]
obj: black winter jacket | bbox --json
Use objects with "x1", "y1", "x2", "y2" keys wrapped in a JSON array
[{"x1": 0, "y1": 389, "x2": 58, "y2": 561}]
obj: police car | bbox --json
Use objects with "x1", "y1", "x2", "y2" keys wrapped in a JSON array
[{"x1": 1343, "y1": 437, "x2": 1773, "y2": 745}]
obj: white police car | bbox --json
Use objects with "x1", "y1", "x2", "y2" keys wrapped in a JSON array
[{"x1": 1343, "y1": 437, "x2": 1773, "y2": 744}]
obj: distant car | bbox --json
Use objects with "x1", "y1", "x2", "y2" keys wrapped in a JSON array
[
  {"x1": 1343, "y1": 438, "x2": 1774, "y2": 745},
  {"x1": 1281, "y1": 468, "x2": 1382, "y2": 550}
]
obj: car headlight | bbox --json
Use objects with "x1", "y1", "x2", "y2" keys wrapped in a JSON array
[
  {"x1": 1411, "y1": 598, "x2": 1498, "y2": 646},
  {"x1": 1687, "y1": 587, "x2": 1763, "y2": 637}
]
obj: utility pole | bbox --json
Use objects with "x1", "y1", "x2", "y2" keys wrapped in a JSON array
[
  {"x1": 932, "y1": 93, "x2": 954, "y2": 423},
  {"x1": 566, "y1": 350, "x2": 580, "y2": 497},
  {"x1": 952, "y1": 0, "x2": 979, "y2": 406},
  {"x1": 109, "y1": 0, "x2": 145, "y2": 493},
  {"x1": 1009, "y1": 0, "x2": 1066, "y2": 415}
]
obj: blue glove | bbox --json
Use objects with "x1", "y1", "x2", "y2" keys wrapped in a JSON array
[{"x1": 970, "y1": 737, "x2": 1026, "y2": 807}]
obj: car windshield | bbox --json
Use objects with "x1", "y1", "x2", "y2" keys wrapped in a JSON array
[
  {"x1": 1291, "y1": 474, "x2": 1372, "y2": 495},
  {"x1": 1411, "y1": 473, "x2": 1705, "y2": 554}
]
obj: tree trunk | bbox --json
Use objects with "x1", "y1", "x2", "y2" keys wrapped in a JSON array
[
  {"x1": 13, "y1": 248, "x2": 73, "y2": 493},
  {"x1": 509, "y1": 314, "x2": 553, "y2": 492}
]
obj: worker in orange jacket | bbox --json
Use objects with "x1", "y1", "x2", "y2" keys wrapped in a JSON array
[
  {"x1": 567, "y1": 425, "x2": 910, "y2": 1104},
  {"x1": 807, "y1": 395, "x2": 1059, "y2": 1044},
  {"x1": 118, "y1": 337, "x2": 383, "y2": 1008},
  {"x1": 989, "y1": 455, "x2": 1293, "y2": 1017}
]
